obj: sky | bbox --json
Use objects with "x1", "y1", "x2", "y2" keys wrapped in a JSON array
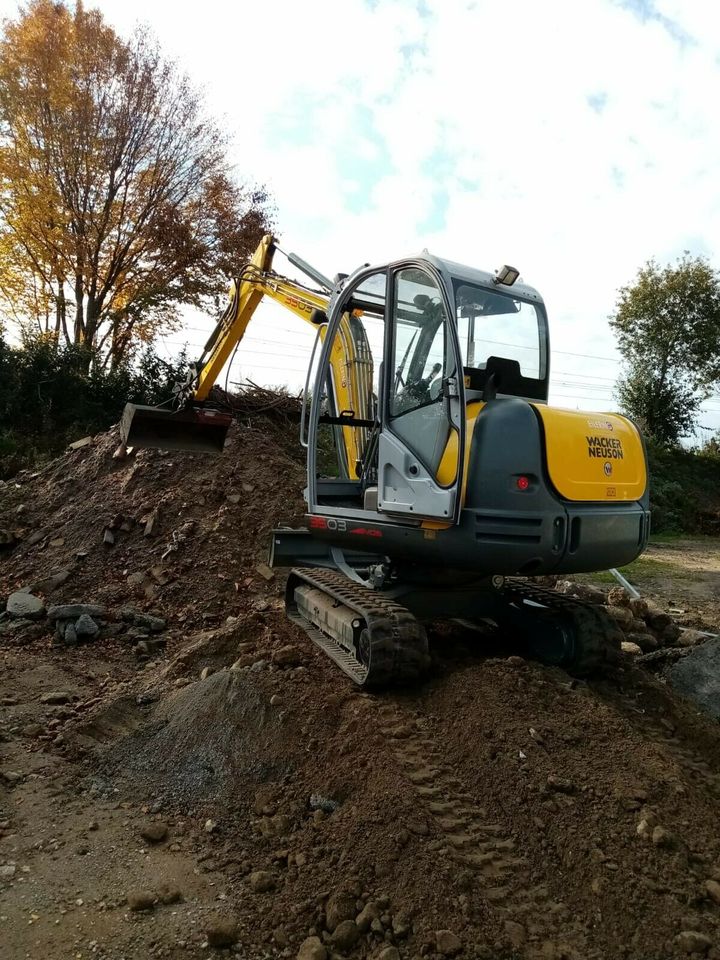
[{"x1": 3, "y1": 0, "x2": 720, "y2": 436}]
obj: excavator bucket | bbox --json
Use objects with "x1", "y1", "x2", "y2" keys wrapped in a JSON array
[{"x1": 120, "y1": 403, "x2": 233, "y2": 454}]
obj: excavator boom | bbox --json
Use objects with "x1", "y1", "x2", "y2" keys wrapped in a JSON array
[{"x1": 121, "y1": 235, "x2": 340, "y2": 455}]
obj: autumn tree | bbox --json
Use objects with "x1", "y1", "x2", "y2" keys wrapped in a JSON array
[
  {"x1": 0, "y1": 0, "x2": 273, "y2": 366},
  {"x1": 610, "y1": 255, "x2": 720, "y2": 445}
]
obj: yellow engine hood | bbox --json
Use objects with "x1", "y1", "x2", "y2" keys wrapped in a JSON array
[{"x1": 532, "y1": 406, "x2": 647, "y2": 502}]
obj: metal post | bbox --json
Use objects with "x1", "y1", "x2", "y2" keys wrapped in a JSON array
[{"x1": 608, "y1": 568, "x2": 641, "y2": 599}]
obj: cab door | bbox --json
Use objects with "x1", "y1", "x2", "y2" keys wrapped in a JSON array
[{"x1": 377, "y1": 264, "x2": 465, "y2": 522}]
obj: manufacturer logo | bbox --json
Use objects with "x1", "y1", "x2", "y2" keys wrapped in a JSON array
[
  {"x1": 604, "y1": 462, "x2": 613, "y2": 477},
  {"x1": 587, "y1": 435, "x2": 624, "y2": 459},
  {"x1": 587, "y1": 418, "x2": 614, "y2": 431}
]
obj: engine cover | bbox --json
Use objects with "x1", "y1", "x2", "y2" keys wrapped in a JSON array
[{"x1": 531, "y1": 406, "x2": 647, "y2": 503}]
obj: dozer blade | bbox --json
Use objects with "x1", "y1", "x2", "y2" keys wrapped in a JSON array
[{"x1": 120, "y1": 403, "x2": 233, "y2": 454}]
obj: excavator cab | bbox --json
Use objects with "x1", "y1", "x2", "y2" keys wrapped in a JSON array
[{"x1": 305, "y1": 255, "x2": 549, "y2": 525}]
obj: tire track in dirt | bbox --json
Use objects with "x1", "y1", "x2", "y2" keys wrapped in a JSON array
[{"x1": 376, "y1": 702, "x2": 591, "y2": 960}]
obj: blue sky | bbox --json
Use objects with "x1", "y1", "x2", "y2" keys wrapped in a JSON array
[{"x1": 2, "y1": 0, "x2": 720, "y2": 435}]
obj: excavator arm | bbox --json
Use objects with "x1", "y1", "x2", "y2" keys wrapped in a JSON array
[{"x1": 121, "y1": 235, "x2": 371, "y2": 474}]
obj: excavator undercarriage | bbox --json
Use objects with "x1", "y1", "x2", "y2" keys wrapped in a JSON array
[{"x1": 284, "y1": 564, "x2": 621, "y2": 688}]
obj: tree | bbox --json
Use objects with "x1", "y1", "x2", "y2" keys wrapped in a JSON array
[
  {"x1": 0, "y1": 0, "x2": 273, "y2": 366},
  {"x1": 610, "y1": 254, "x2": 720, "y2": 445}
]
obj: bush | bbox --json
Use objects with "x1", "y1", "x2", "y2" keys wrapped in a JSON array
[
  {"x1": 647, "y1": 438, "x2": 720, "y2": 534},
  {"x1": 0, "y1": 336, "x2": 189, "y2": 478}
]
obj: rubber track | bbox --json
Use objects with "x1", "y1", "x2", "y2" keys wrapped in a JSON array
[
  {"x1": 498, "y1": 578, "x2": 622, "y2": 675},
  {"x1": 286, "y1": 567, "x2": 430, "y2": 689}
]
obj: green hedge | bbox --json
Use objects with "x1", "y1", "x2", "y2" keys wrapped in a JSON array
[
  {"x1": 0, "y1": 337, "x2": 189, "y2": 478},
  {"x1": 647, "y1": 440, "x2": 720, "y2": 533}
]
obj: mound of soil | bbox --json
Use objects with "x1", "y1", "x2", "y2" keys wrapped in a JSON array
[
  {"x1": 3, "y1": 410, "x2": 720, "y2": 959},
  {"x1": 0, "y1": 412, "x2": 306, "y2": 634}
]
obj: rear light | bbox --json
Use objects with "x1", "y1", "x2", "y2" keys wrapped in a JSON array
[{"x1": 516, "y1": 475, "x2": 530, "y2": 491}]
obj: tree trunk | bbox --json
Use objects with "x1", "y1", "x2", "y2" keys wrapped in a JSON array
[{"x1": 74, "y1": 276, "x2": 84, "y2": 344}]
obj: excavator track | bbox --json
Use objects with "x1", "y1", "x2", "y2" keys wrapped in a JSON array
[
  {"x1": 285, "y1": 567, "x2": 430, "y2": 688},
  {"x1": 496, "y1": 577, "x2": 622, "y2": 675}
]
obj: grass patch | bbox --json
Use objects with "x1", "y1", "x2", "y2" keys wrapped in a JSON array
[
  {"x1": 649, "y1": 531, "x2": 717, "y2": 544},
  {"x1": 573, "y1": 554, "x2": 692, "y2": 586}
]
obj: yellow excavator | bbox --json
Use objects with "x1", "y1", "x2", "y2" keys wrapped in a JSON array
[{"x1": 122, "y1": 235, "x2": 650, "y2": 687}]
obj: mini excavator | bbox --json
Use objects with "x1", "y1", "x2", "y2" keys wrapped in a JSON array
[{"x1": 122, "y1": 235, "x2": 650, "y2": 687}]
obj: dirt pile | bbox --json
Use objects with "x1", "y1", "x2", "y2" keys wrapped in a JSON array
[
  {"x1": 3, "y1": 411, "x2": 720, "y2": 959},
  {"x1": 0, "y1": 406, "x2": 306, "y2": 649}
]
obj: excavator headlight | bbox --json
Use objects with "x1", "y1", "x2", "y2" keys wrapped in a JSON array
[{"x1": 494, "y1": 264, "x2": 520, "y2": 286}]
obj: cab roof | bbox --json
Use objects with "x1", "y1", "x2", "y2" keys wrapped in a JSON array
[{"x1": 421, "y1": 252, "x2": 545, "y2": 305}]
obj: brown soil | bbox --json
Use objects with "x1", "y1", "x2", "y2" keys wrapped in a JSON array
[
  {"x1": 642, "y1": 539, "x2": 720, "y2": 615},
  {"x1": 3, "y1": 420, "x2": 720, "y2": 960}
]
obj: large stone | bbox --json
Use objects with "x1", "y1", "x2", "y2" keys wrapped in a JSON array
[
  {"x1": 645, "y1": 603, "x2": 671, "y2": 631},
  {"x1": 29, "y1": 569, "x2": 71, "y2": 594},
  {"x1": 627, "y1": 632, "x2": 657, "y2": 653},
  {"x1": 297, "y1": 936, "x2": 327, "y2": 960},
  {"x1": 120, "y1": 607, "x2": 166, "y2": 632},
  {"x1": 127, "y1": 890, "x2": 156, "y2": 911},
  {"x1": 436, "y1": 930, "x2": 463, "y2": 956},
  {"x1": 40, "y1": 690, "x2": 71, "y2": 704},
  {"x1": 272, "y1": 645, "x2": 304, "y2": 668},
  {"x1": 675, "y1": 931, "x2": 712, "y2": 955},
  {"x1": 621, "y1": 641, "x2": 643, "y2": 657},
  {"x1": 356, "y1": 900, "x2": 380, "y2": 932},
  {"x1": 47, "y1": 604, "x2": 106, "y2": 621},
  {"x1": 139, "y1": 821, "x2": 168, "y2": 843},
  {"x1": 249, "y1": 870, "x2": 276, "y2": 893},
  {"x1": 75, "y1": 614, "x2": 99, "y2": 638},
  {"x1": 705, "y1": 879, "x2": 720, "y2": 905},
  {"x1": 607, "y1": 586, "x2": 631, "y2": 607},
  {"x1": 602, "y1": 604, "x2": 633, "y2": 627},
  {"x1": 6, "y1": 592, "x2": 45, "y2": 619},
  {"x1": 669, "y1": 639, "x2": 720, "y2": 720},
  {"x1": 325, "y1": 891, "x2": 356, "y2": 932},
  {"x1": 376, "y1": 949, "x2": 401, "y2": 960},
  {"x1": 206, "y1": 920, "x2": 239, "y2": 948},
  {"x1": 330, "y1": 920, "x2": 360, "y2": 951},
  {"x1": 629, "y1": 597, "x2": 649, "y2": 619}
]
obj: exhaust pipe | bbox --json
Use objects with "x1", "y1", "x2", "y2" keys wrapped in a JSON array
[{"x1": 120, "y1": 403, "x2": 233, "y2": 454}]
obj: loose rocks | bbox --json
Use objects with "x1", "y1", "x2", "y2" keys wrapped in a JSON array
[
  {"x1": 206, "y1": 920, "x2": 239, "y2": 948},
  {"x1": 297, "y1": 937, "x2": 327, "y2": 960},
  {"x1": 40, "y1": 691, "x2": 71, "y2": 704},
  {"x1": 436, "y1": 930, "x2": 462, "y2": 956},
  {"x1": 127, "y1": 891, "x2": 156, "y2": 912},
  {"x1": 331, "y1": 920, "x2": 360, "y2": 951},
  {"x1": 6, "y1": 592, "x2": 45, "y2": 619},
  {"x1": 675, "y1": 931, "x2": 712, "y2": 955},
  {"x1": 47, "y1": 603, "x2": 106, "y2": 620},
  {"x1": 249, "y1": 870, "x2": 276, "y2": 893},
  {"x1": 75, "y1": 614, "x2": 99, "y2": 638},
  {"x1": 139, "y1": 822, "x2": 168, "y2": 843},
  {"x1": 326, "y1": 891, "x2": 356, "y2": 932},
  {"x1": 706, "y1": 879, "x2": 720, "y2": 905}
]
